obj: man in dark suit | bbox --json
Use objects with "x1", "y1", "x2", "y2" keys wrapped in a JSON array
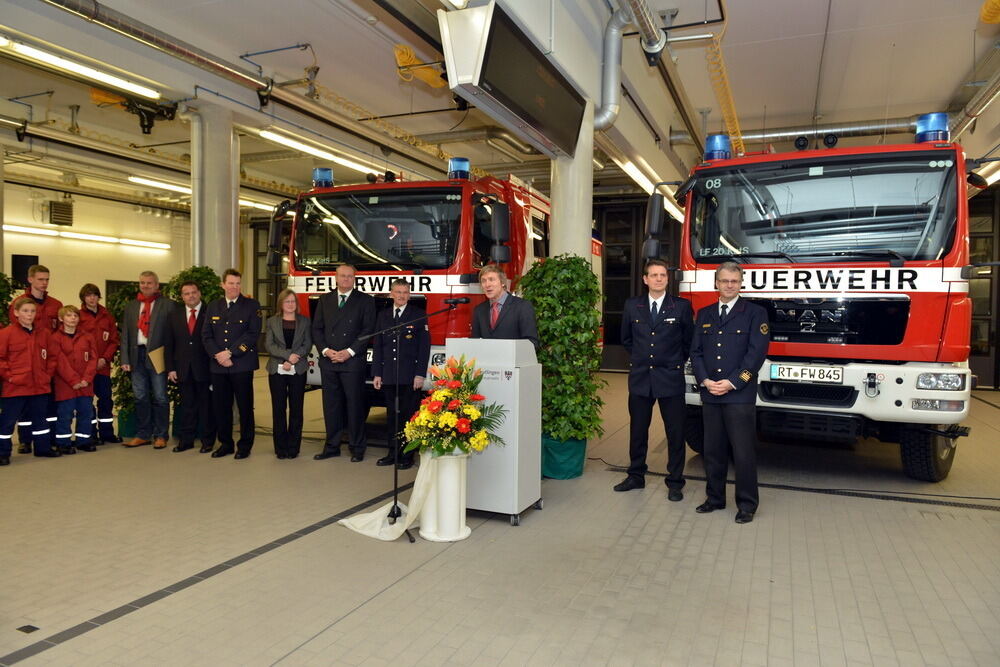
[
  {"x1": 119, "y1": 270, "x2": 175, "y2": 449},
  {"x1": 165, "y1": 281, "x2": 216, "y2": 453},
  {"x1": 202, "y1": 269, "x2": 261, "y2": 460},
  {"x1": 690, "y1": 261, "x2": 769, "y2": 524},
  {"x1": 471, "y1": 264, "x2": 538, "y2": 350},
  {"x1": 312, "y1": 263, "x2": 376, "y2": 462},
  {"x1": 614, "y1": 259, "x2": 694, "y2": 498},
  {"x1": 372, "y1": 279, "x2": 430, "y2": 470}
]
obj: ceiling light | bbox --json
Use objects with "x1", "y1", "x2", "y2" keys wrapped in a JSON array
[
  {"x1": 620, "y1": 160, "x2": 655, "y2": 194},
  {"x1": 128, "y1": 175, "x2": 192, "y2": 194},
  {"x1": 3, "y1": 224, "x2": 59, "y2": 237},
  {"x1": 60, "y1": 230, "x2": 120, "y2": 243},
  {"x1": 2, "y1": 223, "x2": 170, "y2": 249},
  {"x1": 3, "y1": 40, "x2": 161, "y2": 100},
  {"x1": 119, "y1": 238, "x2": 171, "y2": 249},
  {"x1": 238, "y1": 199, "x2": 275, "y2": 211},
  {"x1": 258, "y1": 130, "x2": 380, "y2": 175}
]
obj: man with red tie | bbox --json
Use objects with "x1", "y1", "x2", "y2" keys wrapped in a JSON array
[
  {"x1": 471, "y1": 264, "x2": 538, "y2": 351},
  {"x1": 165, "y1": 282, "x2": 216, "y2": 453}
]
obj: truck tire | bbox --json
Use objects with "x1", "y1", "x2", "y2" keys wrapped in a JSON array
[
  {"x1": 899, "y1": 425, "x2": 956, "y2": 482},
  {"x1": 685, "y1": 406, "x2": 704, "y2": 455}
]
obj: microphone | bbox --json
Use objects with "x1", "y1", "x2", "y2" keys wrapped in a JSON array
[{"x1": 443, "y1": 297, "x2": 470, "y2": 304}]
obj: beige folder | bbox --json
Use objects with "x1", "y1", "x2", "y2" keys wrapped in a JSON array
[{"x1": 147, "y1": 346, "x2": 166, "y2": 374}]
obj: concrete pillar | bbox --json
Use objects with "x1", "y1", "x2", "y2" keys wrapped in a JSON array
[
  {"x1": 0, "y1": 157, "x2": 5, "y2": 273},
  {"x1": 549, "y1": 99, "x2": 595, "y2": 259},
  {"x1": 190, "y1": 103, "x2": 238, "y2": 272}
]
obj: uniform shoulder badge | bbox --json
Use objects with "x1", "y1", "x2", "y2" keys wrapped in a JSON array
[
  {"x1": 739, "y1": 369, "x2": 752, "y2": 382},
  {"x1": 760, "y1": 323, "x2": 769, "y2": 334},
  {"x1": 702, "y1": 323, "x2": 712, "y2": 328},
  {"x1": 239, "y1": 343, "x2": 248, "y2": 352}
]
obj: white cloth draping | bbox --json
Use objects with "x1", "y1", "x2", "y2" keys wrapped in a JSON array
[{"x1": 338, "y1": 452, "x2": 435, "y2": 541}]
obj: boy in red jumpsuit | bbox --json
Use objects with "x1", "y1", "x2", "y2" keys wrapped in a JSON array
[
  {"x1": 51, "y1": 305, "x2": 97, "y2": 454},
  {"x1": 78, "y1": 283, "x2": 121, "y2": 443}
]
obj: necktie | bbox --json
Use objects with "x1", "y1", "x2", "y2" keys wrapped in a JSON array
[
  {"x1": 394, "y1": 307, "x2": 401, "y2": 322},
  {"x1": 490, "y1": 302, "x2": 500, "y2": 329},
  {"x1": 721, "y1": 303, "x2": 729, "y2": 319},
  {"x1": 188, "y1": 308, "x2": 196, "y2": 335},
  {"x1": 339, "y1": 294, "x2": 346, "y2": 308},
  {"x1": 227, "y1": 301, "x2": 233, "y2": 310},
  {"x1": 650, "y1": 300, "x2": 658, "y2": 322}
]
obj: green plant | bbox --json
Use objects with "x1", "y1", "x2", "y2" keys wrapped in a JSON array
[
  {"x1": 0, "y1": 272, "x2": 19, "y2": 327},
  {"x1": 519, "y1": 254, "x2": 606, "y2": 441},
  {"x1": 106, "y1": 281, "x2": 139, "y2": 417},
  {"x1": 164, "y1": 265, "x2": 223, "y2": 304}
]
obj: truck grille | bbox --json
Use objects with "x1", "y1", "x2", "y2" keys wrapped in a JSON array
[
  {"x1": 758, "y1": 409, "x2": 863, "y2": 444},
  {"x1": 759, "y1": 381, "x2": 858, "y2": 407},
  {"x1": 746, "y1": 297, "x2": 909, "y2": 345}
]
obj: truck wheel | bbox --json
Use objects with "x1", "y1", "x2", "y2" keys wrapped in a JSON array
[
  {"x1": 685, "y1": 406, "x2": 704, "y2": 455},
  {"x1": 899, "y1": 425, "x2": 956, "y2": 482}
]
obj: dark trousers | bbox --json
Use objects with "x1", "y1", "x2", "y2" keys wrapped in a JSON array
[
  {"x1": 1, "y1": 394, "x2": 54, "y2": 456},
  {"x1": 627, "y1": 393, "x2": 686, "y2": 489},
  {"x1": 211, "y1": 371, "x2": 255, "y2": 454},
  {"x1": 383, "y1": 383, "x2": 419, "y2": 464},
  {"x1": 132, "y1": 346, "x2": 169, "y2": 439},
  {"x1": 17, "y1": 392, "x2": 55, "y2": 446},
  {"x1": 320, "y1": 367, "x2": 367, "y2": 455},
  {"x1": 702, "y1": 402, "x2": 759, "y2": 513},
  {"x1": 177, "y1": 377, "x2": 216, "y2": 449},
  {"x1": 92, "y1": 373, "x2": 116, "y2": 439},
  {"x1": 269, "y1": 372, "x2": 307, "y2": 456},
  {"x1": 55, "y1": 396, "x2": 93, "y2": 447}
]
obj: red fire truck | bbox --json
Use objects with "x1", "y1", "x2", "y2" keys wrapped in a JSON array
[
  {"x1": 646, "y1": 113, "x2": 973, "y2": 481},
  {"x1": 268, "y1": 159, "x2": 552, "y2": 391}
]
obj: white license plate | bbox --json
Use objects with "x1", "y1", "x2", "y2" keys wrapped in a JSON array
[{"x1": 770, "y1": 363, "x2": 843, "y2": 384}]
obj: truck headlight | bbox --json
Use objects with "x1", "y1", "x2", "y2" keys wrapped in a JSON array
[
  {"x1": 911, "y1": 399, "x2": 964, "y2": 411},
  {"x1": 915, "y1": 373, "x2": 965, "y2": 391}
]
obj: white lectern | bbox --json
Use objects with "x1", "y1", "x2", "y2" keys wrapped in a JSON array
[{"x1": 444, "y1": 338, "x2": 542, "y2": 525}]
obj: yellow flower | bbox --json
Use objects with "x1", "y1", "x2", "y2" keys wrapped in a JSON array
[
  {"x1": 431, "y1": 389, "x2": 451, "y2": 402},
  {"x1": 437, "y1": 411, "x2": 458, "y2": 428},
  {"x1": 461, "y1": 405, "x2": 481, "y2": 420},
  {"x1": 470, "y1": 430, "x2": 489, "y2": 451}
]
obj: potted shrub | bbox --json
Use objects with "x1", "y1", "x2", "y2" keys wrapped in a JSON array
[
  {"x1": 0, "y1": 272, "x2": 18, "y2": 325},
  {"x1": 106, "y1": 281, "x2": 138, "y2": 437},
  {"x1": 519, "y1": 254, "x2": 605, "y2": 478}
]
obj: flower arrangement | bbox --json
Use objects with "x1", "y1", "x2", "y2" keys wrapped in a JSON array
[{"x1": 403, "y1": 355, "x2": 507, "y2": 456}]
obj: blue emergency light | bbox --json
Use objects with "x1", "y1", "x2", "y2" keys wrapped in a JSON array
[
  {"x1": 915, "y1": 113, "x2": 949, "y2": 143},
  {"x1": 312, "y1": 167, "x2": 333, "y2": 188},
  {"x1": 705, "y1": 134, "x2": 732, "y2": 160},
  {"x1": 448, "y1": 157, "x2": 470, "y2": 180}
]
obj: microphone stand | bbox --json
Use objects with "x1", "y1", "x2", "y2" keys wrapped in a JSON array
[{"x1": 361, "y1": 302, "x2": 461, "y2": 543}]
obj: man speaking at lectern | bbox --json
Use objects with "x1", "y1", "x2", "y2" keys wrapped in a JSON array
[{"x1": 471, "y1": 265, "x2": 538, "y2": 351}]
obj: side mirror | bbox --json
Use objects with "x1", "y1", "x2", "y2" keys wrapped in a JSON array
[
  {"x1": 490, "y1": 202, "x2": 510, "y2": 242},
  {"x1": 266, "y1": 201, "x2": 291, "y2": 268},
  {"x1": 673, "y1": 177, "x2": 695, "y2": 204},
  {"x1": 272, "y1": 199, "x2": 292, "y2": 222},
  {"x1": 642, "y1": 238, "x2": 660, "y2": 259},
  {"x1": 968, "y1": 172, "x2": 988, "y2": 189},
  {"x1": 491, "y1": 245, "x2": 511, "y2": 263},
  {"x1": 645, "y1": 194, "x2": 665, "y2": 236}
]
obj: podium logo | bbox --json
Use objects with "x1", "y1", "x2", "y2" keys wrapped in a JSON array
[{"x1": 505, "y1": 371, "x2": 513, "y2": 381}]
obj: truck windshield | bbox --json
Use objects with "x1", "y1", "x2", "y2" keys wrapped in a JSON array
[
  {"x1": 689, "y1": 150, "x2": 959, "y2": 263},
  {"x1": 293, "y1": 188, "x2": 462, "y2": 271}
]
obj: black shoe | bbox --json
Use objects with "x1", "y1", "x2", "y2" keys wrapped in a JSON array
[
  {"x1": 350, "y1": 454, "x2": 364, "y2": 463},
  {"x1": 102, "y1": 435, "x2": 123, "y2": 444},
  {"x1": 173, "y1": 444, "x2": 193, "y2": 453},
  {"x1": 667, "y1": 489, "x2": 683, "y2": 502},
  {"x1": 77, "y1": 444, "x2": 97, "y2": 452},
  {"x1": 17, "y1": 444, "x2": 31, "y2": 454},
  {"x1": 735, "y1": 510, "x2": 755, "y2": 524},
  {"x1": 695, "y1": 501, "x2": 725, "y2": 513},
  {"x1": 314, "y1": 449, "x2": 341, "y2": 460},
  {"x1": 211, "y1": 448, "x2": 234, "y2": 458},
  {"x1": 34, "y1": 450, "x2": 61, "y2": 458},
  {"x1": 397, "y1": 460, "x2": 414, "y2": 470},
  {"x1": 0, "y1": 456, "x2": 9, "y2": 466},
  {"x1": 59, "y1": 446, "x2": 77, "y2": 455},
  {"x1": 234, "y1": 451, "x2": 250, "y2": 460},
  {"x1": 199, "y1": 445, "x2": 213, "y2": 453},
  {"x1": 287, "y1": 452, "x2": 299, "y2": 459},
  {"x1": 613, "y1": 476, "x2": 645, "y2": 492},
  {"x1": 277, "y1": 453, "x2": 287, "y2": 459},
  {"x1": 376, "y1": 455, "x2": 395, "y2": 466}
]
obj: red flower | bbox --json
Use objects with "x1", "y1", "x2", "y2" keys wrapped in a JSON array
[
  {"x1": 447, "y1": 399, "x2": 461, "y2": 411},
  {"x1": 470, "y1": 394, "x2": 485, "y2": 401},
  {"x1": 420, "y1": 398, "x2": 429, "y2": 406},
  {"x1": 427, "y1": 400, "x2": 443, "y2": 414},
  {"x1": 456, "y1": 418, "x2": 471, "y2": 434},
  {"x1": 447, "y1": 380, "x2": 462, "y2": 389},
  {"x1": 435, "y1": 379, "x2": 448, "y2": 387},
  {"x1": 409, "y1": 412, "x2": 418, "y2": 422}
]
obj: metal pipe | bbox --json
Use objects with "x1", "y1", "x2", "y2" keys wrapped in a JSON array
[
  {"x1": 623, "y1": 0, "x2": 666, "y2": 55},
  {"x1": 951, "y1": 65, "x2": 1000, "y2": 140},
  {"x1": 593, "y1": 9, "x2": 632, "y2": 131},
  {"x1": 669, "y1": 115, "x2": 923, "y2": 145},
  {"x1": 38, "y1": 0, "x2": 448, "y2": 176}
]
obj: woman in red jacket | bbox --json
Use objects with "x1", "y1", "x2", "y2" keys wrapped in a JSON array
[
  {"x1": 52, "y1": 305, "x2": 98, "y2": 454},
  {"x1": 78, "y1": 283, "x2": 121, "y2": 443},
  {"x1": 0, "y1": 296, "x2": 58, "y2": 465}
]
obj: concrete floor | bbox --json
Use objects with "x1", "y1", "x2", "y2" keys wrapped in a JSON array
[{"x1": 0, "y1": 371, "x2": 997, "y2": 666}]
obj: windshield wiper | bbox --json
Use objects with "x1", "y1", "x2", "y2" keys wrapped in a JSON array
[
  {"x1": 792, "y1": 249, "x2": 906, "y2": 267},
  {"x1": 701, "y1": 251, "x2": 796, "y2": 263}
]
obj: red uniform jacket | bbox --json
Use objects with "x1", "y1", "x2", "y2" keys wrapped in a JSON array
[
  {"x1": 0, "y1": 324, "x2": 54, "y2": 397},
  {"x1": 51, "y1": 329, "x2": 97, "y2": 401},
  {"x1": 78, "y1": 304, "x2": 119, "y2": 377},
  {"x1": 8, "y1": 291, "x2": 63, "y2": 332}
]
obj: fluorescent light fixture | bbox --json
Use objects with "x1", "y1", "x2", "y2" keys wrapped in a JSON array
[
  {"x1": 620, "y1": 160, "x2": 655, "y2": 194},
  {"x1": 983, "y1": 164, "x2": 1000, "y2": 187},
  {"x1": 5, "y1": 40, "x2": 161, "y2": 100},
  {"x1": 239, "y1": 199, "x2": 276, "y2": 211},
  {"x1": 2, "y1": 224, "x2": 170, "y2": 249},
  {"x1": 258, "y1": 130, "x2": 380, "y2": 175},
  {"x1": 128, "y1": 175, "x2": 192, "y2": 194}
]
